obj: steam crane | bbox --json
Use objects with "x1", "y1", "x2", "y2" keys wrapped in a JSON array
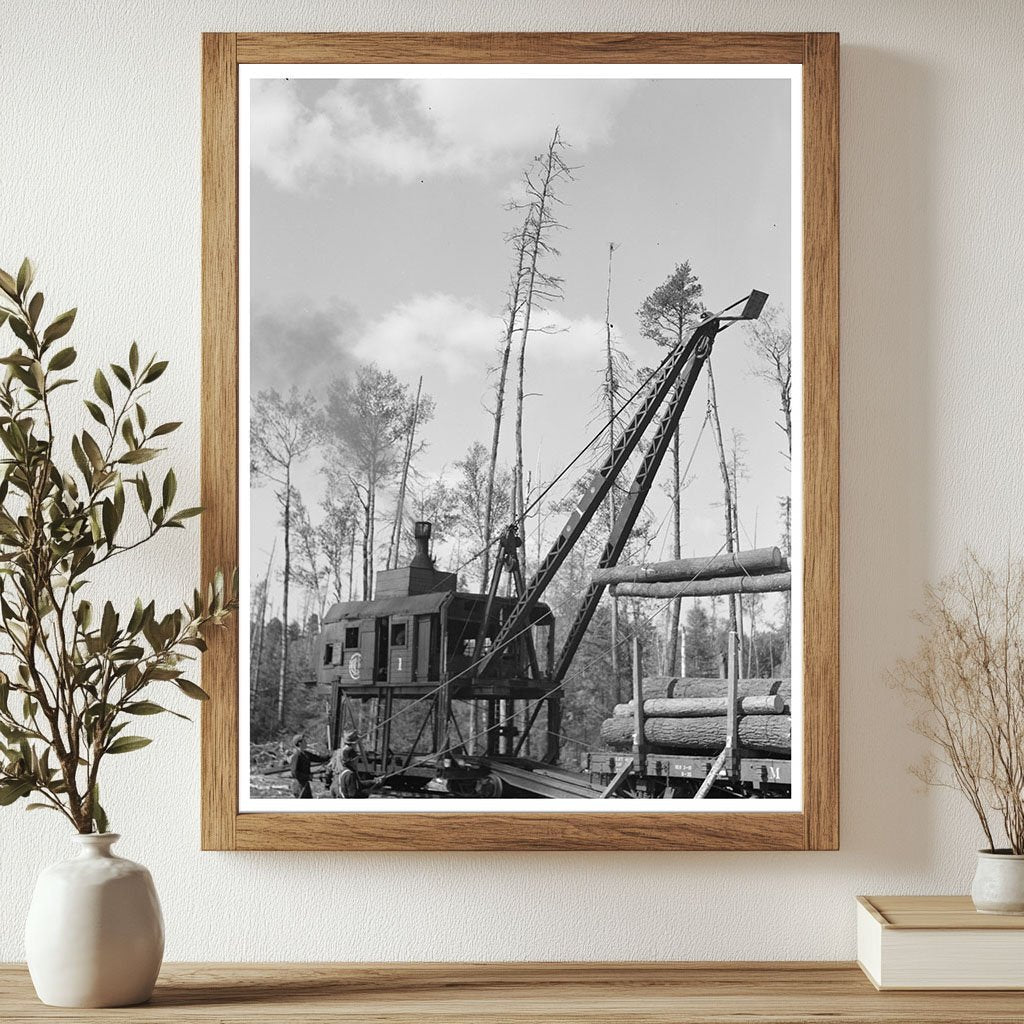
[
  {"x1": 316, "y1": 289, "x2": 770, "y2": 799},
  {"x1": 465, "y1": 289, "x2": 770, "y2": 784}
]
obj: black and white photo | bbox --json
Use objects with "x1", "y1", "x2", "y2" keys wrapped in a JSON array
[{"x1": 240, "y1": 64, "x2": 803, "y2": 810}]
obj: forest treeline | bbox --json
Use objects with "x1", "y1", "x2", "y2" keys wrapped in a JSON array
[{"x1": 250, "y1": 128, "x2": 793, "y2": 753}]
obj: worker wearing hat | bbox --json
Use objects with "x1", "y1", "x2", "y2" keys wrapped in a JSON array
[
  {"x1": 289, "y1": 733, "x2": 330, "y2": 799},
  {"x1": 329, "y1": 739, "x2": 362, "y2": 799}
]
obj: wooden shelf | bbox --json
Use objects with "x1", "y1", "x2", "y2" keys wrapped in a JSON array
[{"x1": 3, "y1": 961, "x2": 1024, "y2": 1022}]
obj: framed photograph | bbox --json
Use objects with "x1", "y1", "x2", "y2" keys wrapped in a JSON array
[{"x1": 201, "y1": 32, "x2": 838, "y2": 850}]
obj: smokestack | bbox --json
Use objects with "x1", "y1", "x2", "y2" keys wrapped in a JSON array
[{"x1": 411, "y1": 520, "x2": 434, "y2": 569}]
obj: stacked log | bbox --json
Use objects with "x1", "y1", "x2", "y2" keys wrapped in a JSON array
[
  {"x1": 600, "y1": 714, "x2": 791, "y2": 757},
  {"x1": 598, "y1": 677, "x2": 792, "y2": 758},
  {"x1": 612, "y1": 573, "x2": 790, "y2": 599},
  {"x1": 611, "y1": 695, "x2": 784, "y2": 718},
  {"x1": 639, "y1": 676, "x2": 790, "y2": 710},
  {"x1": 592, "y1": 547, "x2": 785, "y2": 585}
]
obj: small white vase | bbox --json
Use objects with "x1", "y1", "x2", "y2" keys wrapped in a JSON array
[
  {"x1": 971, "y1": 849, "x2": 1024, "y2": 915},
  {"x1": 25, "y1": 833, "x2": 164, "y2": 1007}
]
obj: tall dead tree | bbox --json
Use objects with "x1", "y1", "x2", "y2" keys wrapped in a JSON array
[
  {"x1": 509, "y1": 127, "x2": 575, "y2": 548},
  {"x1": 603, "y1": 243, "x2": 621, "y2": 495},
  {"x1": 727, "y1": 429, "x2": 749, "y2": 673},
  {"x1": 705, "y1": 363, "x2": 741, "y2": 668},
  {"x1": 637, "y1": 261, "x2": 704, "y2": 675},
  {"x1": 601, "y1": 242, "x2": 632, "y2": 702},
  {"x1": 251, "y1": 386, "x2": 324, "y2": 726},
  {"x1": 482, "y1": 218, "x2": 530, "y2": 588}
]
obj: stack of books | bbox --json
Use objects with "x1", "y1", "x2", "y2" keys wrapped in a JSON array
[{"x1": 857, "y1": 895, "x2": 1024, "y2": 989}]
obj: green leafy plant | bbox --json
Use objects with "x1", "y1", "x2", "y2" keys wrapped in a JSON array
[{"x1": 0, "y1": 259, "x2": 235, "y2": 833}]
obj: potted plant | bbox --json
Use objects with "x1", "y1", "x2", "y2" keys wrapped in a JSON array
[
  {"x1": 896, "y1": 552, "x2": 1024, "y2": 914},
  {"x1": 0, "y1": 260, "x2": 235, "y2": 1005}
]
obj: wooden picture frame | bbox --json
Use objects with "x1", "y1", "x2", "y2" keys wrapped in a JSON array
[{"x1": 201, "y1": 32, "x2": 838, "y2": 851}]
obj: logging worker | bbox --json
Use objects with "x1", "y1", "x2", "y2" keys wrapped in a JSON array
[
  {"x1": 289, "y1": 734, "x2": 329, "y2": 799},
  {"x1": 329, "y1": 742, "x2": 362, "y2": 799}
]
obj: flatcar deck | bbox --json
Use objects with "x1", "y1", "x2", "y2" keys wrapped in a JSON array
[{"x1": 584, "y1": 750, "x2": 791, "y2": 796}]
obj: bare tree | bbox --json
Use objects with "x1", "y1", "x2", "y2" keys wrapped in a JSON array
[
  {"x1": 508, "y1": 127, "x2": 575, "y2": 544},
  {"x1": 705, "y1": 362, "x2": 740, "y2": 662},
  {"x1": 317, "y1": 490, "x2": 358, "y2": 607},
  {"x1": 408, "y1": 474, "x2": 460, "y2": 556},
  {"x1": 290, "y1": 491, "x2": 328, "y2": 622},
  {"x1": 455, "y1": 442, "x2": 513, "y2": 588},
  {"x1": 482, "y1": 217, "x2": 530, "y2": 588},
  {"x1": 727, "y1": 429, "x2": 749, "y2": 673},
  {"x1": 601, "y1": 242, "x2": 634, "y2": 701},
  {"x1": 637, "y1": 261, "x2": 704, "y2": 674},
  {"x1": 386, "y1": 375, "x2": 424, "y2": 570},
  {"x1": 251, "y1": 386, "x2": 324, "y2": 725},
  {"x1": 325, "y1": 364, "x2": 434, "y2": 600},
  {"x1": 250, "y1": 541, "x2": 274, "y2": 701},
  {"x1": 746, "y1": 304, "x2": 793, "y2": 648},
  {"x1": 746, "y1": 303, "x2": 793, "y2": 462}
]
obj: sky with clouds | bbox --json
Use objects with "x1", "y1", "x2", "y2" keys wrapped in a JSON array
[{"x1": 247, "y1": 71, "x2": 794, "y2": 613}]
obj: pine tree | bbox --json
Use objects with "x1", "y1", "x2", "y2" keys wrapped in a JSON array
[{"x1": 636, "y1": 261, "x2": 704, "y2": 674}]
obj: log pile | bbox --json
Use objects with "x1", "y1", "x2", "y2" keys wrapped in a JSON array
[
  {"x1": 598, "y1": 677, "x2": 792, "y2": 758},
  {"x1": 600, "y1": 714, "x2": 791, "y2": 756},
  {"x1": 592, "y1": 547, "x2": 785, "y2": 585},
  {"x1": 611, "y1": 695, "x2": 783, "y2": 718},
  {"x1": 639, "y1": 676, "x2": 790, "y2": 710},
  {"x1": 595, "y1": 547, "x2": 791, "y2": 599},
  {"x1": 612, "y1": 573, "x2": 790, "y2": 598}
]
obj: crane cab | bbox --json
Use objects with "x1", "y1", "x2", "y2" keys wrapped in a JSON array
[{"x1": 317, "y1": 522, "x2": 556, "y2": 789}]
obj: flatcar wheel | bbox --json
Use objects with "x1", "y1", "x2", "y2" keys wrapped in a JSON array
[{"x1": 475, "y1": 774, "x2": 503, "y2": 799}]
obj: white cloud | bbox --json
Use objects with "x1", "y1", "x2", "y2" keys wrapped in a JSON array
[
  {"x1": 250, "y1": 81, "x2": 340, "y2": 190},
  {"x1": 351, "y1": 293, "x2": 625, "y2": 383},
  {"x1": 250, "y1": 78, "x2": 635, "y2": 189},
  {"x1": 353, "y1": 294, "x2": 501, "y2": 380},
  {"x1": 406, "y1": 78, "x2": 628, "y2": 163}
]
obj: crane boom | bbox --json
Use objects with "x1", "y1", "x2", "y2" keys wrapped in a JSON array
[
  {"x1": 552, "y1": 335, "x2": 714, "y2": 683},
  {"x1": 474, "y1": 290, "x2": 768, "y2": 685}
]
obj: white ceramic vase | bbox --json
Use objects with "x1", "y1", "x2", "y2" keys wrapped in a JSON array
[
  {"x1": 971, "y1": 850, "x2": 1024, "y2": 915},
  {"x1": 25, "y1": 833, "x2": 164, "y2": 1007}
]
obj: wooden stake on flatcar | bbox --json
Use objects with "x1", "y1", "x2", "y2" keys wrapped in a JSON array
[
  {"x1": 632, "y1": 635, "x2": 647, "y2": 777},
  {"x1": 695, "y1": 632, "x2": 740, "y2": 799},
  {"x1": 725, "y1": 630, "x2": 740, "y2": 772}
]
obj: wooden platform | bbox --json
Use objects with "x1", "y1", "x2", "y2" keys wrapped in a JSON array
[{"x1": 3, "y1": 962, "x2": 1024, "y2": 1022}]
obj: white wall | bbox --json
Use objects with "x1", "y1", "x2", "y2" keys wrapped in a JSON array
[{"x1": 2, "y1": 0, "x2": 1022, "y2": 962}]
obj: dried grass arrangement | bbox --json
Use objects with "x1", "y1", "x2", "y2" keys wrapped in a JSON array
[{"x1": 895, "y1": 552, "x2": 1024, "y2": 854}]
